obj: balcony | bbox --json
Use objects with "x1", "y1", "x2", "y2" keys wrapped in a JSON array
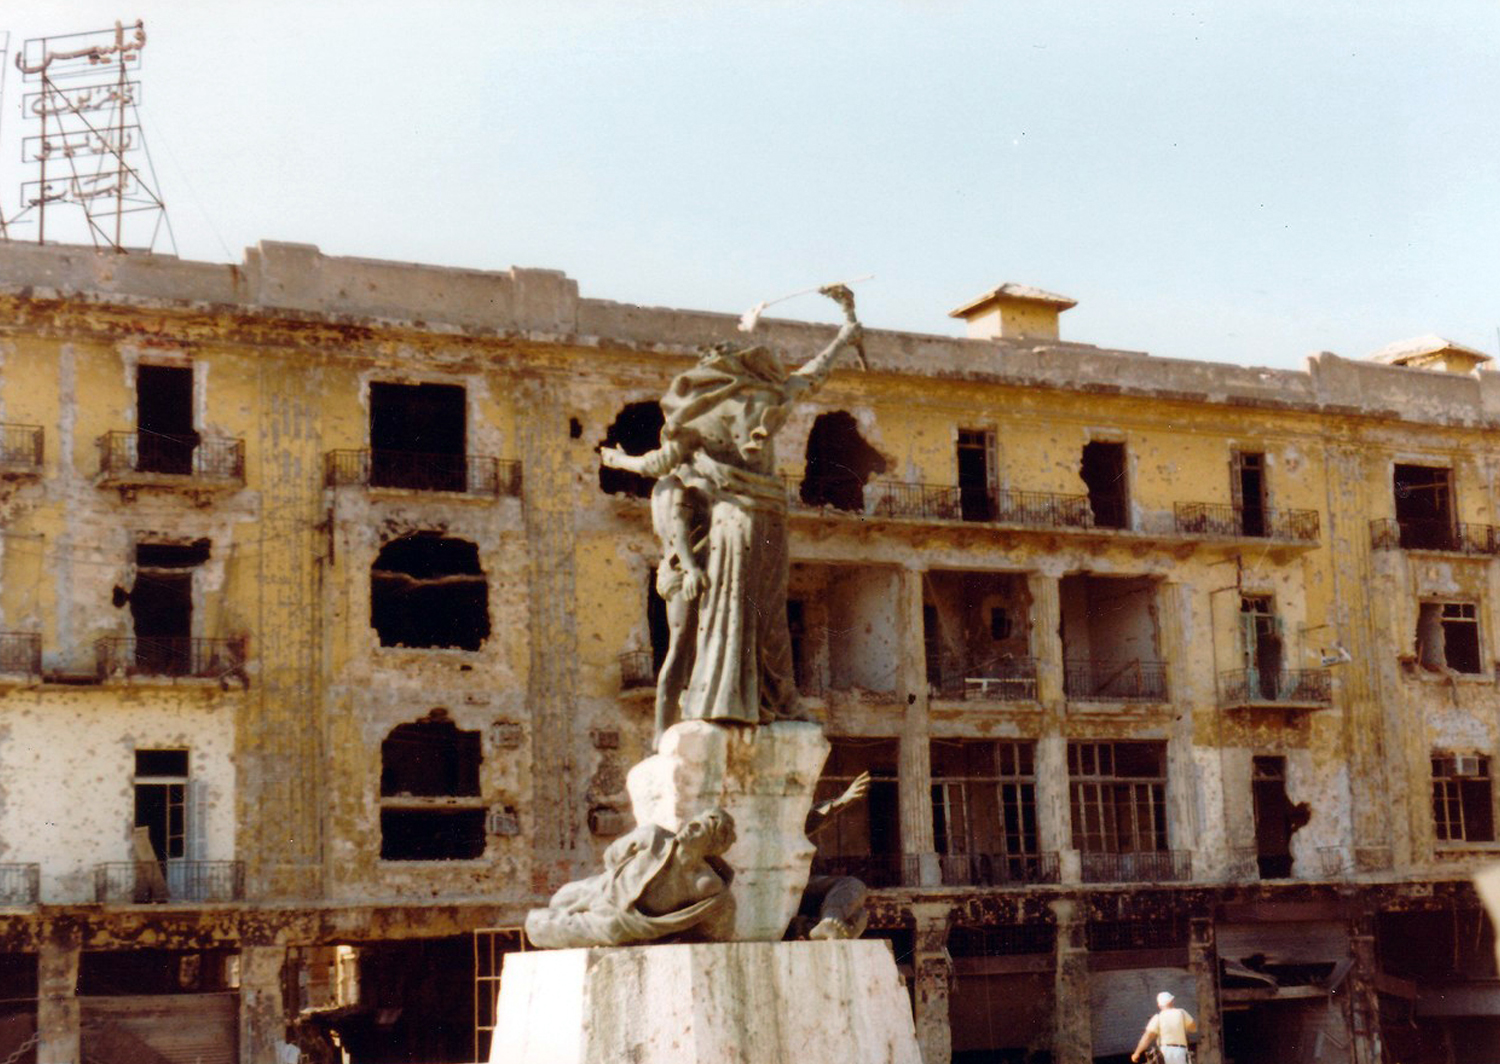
[
  {"x1": 98, "y1": 431, "x2": 245, "y2": 483},
  {"x1": 1079, "y1": 850, "x2": 1192, "y2": 883},
  {"x1": 786, "y1": 477, "x2": 1095, "y2": 531},
  {"x1": 1174, "y1": 501, "x2": 1319, "y2": 543},
  {"x1": 930, "y1": 658, "x2": 1038, "y2": 702},
  {"x1": 937, "y1": 852, "x2": 1060, "y2": 887},
  {"x1": 618, "y1": 649, "x2": 655, "y2": 691},
  {"x1": 95, "y1": 636, "x2": 247, "y2": 681},
  {"x1": 0, "y1": 424, "x2": 42, "y2": 474},
  {"x1": 94, "y1": 860, "x2": 245, "y2": 903},
  {"x1": 1370, "y1": 518, "x2": 1500, "y2": 556},
  {"x1": 1064, "y1": 659, "x2": 1168, "y2": 702},
  {"x1": 809, "y1": 854, "x2": 920, "y2": 889},
  {"x1": 0, "y1": 633, "x2": 41, "y2": 678},
  {"x1": 325, "y1": 449, "x2": 521, "y2": 497},
  {"x1": 0, "y1": 864, "x2": 39, "y2": 904},
  {"x1": 1219, "y1": 668, "x2": 1333, "y2": 710}
]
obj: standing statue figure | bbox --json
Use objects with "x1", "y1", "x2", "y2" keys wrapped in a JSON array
[{"x1": 603, "y1": 288, "x2": 864, "y2": 746}]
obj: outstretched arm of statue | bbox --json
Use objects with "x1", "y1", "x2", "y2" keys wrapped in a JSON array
[
  {"x1": 600, "y1": 439, "x2": 684, "y2": 477},
  {"x1": 787, "y1": 319, "x2": 863, "y2": 398},
  {"x1": 805, "y1": 770, "x2": 872, "y2": 836}
]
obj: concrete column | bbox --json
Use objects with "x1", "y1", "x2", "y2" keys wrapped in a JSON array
[
  {"x1": 911, "y1": 902, "x2": 954, "y2": 1064},
  {"x1": 36, "y1": 934, "x2": 79, "y2": 1064},
  {"x1": 1030, "y1": 573, "x2": 1078, "y2": 883},
  {"x1": 1188, "y1": 919, "x2": 1223, "y2": 1064},
  {"x1": 897, "y1": 566, "x2": 937, "y2": 886},
  {"x1": 1050, "y1": 898, "x2": 1092, "y2": 1064},
  {"x1": 240, "y1": 945, "x2": 289, "y2": 1064},
  {"x1": 1348, "y1": 916, "x2": 1384, "y2": 1064}
]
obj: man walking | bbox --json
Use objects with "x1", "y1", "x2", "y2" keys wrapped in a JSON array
[{"x1": 1131, "y1": 990, "x2": 1197, "y2": 1064}]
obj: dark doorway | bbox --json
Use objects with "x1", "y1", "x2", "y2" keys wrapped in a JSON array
[
  {"x1": 956, "y1": 429, "x2": 994, "y2": 521},
  {"x1": 313, "y1": 937, "x2": 476, "y2": 1064},
  {"x1": 134, "y1": 749, "x2": 188, "y2": 862},
  {"x1": 1252, "y1": 755, "x2": 1300, "y2": 879},
  {"x1": 1233, "y1": 451, "x2": 1267, "y2": 537},
  {"x1": 370, "y1": 382, "x2": 467, "y2": 491},
  {"x1": 136, "y1": 365, "x2": 196, "y2": 474},
  {"x1": 1394, "y1": 464, "x2": 1455, "y2": 550},
  {"x1": 598, "y1": 401, "x2": 665, "y2": 498},
  {"x1": 1241, "y1": 595, "x2": 1283, "y2": 700},
  {"x1": 1080, "y1": 441, "x2": 1128, "y2": 529},
  {"x1": 801, "y1": 411, "x2": 886, "y2": 512},
  {"x1": 370, "y1": 535, "x2": 489, "y2": 650},
  {"x1": 131, "y1": 542, "x2": 207, "y2": 675}
]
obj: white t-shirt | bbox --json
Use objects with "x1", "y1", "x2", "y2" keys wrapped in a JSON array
[{"x1": 1147, "y1": 1007, "x2": 1193, "y2": 1045}]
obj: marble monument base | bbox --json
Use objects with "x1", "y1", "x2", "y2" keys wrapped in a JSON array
[{"x1": 489, "y1": 939, "x2": 921, "y2": 1064}]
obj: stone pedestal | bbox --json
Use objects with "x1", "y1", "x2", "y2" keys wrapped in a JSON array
[
  {"x1": 490, "y1": 940, "x2": 921, "y2": 1064},
  {"x1": 627, "y1": 720, "x2": 829, "y2": 941}
]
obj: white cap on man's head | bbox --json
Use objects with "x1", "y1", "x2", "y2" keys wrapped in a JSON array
[{"x1": 1156, "y1": 991, "x2": 1175, "y2": 1008}]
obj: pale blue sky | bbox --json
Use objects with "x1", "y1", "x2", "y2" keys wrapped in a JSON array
[{"x1": 2, "y1": 1, "x2": 1497, "y2": 369}]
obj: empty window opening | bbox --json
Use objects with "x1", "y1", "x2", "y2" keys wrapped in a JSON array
[
  {"x1": 1378, "y1": 910, "x2": 1496, "y2": 983},
  {"x1": 134, "y1": 749, "x2": 188, "y2": 862},
  {"x1": 1251, "y1": 755, "x2": 1307, "y2": 879},
  {"x1": 1068, "y1": 740, "x2": 1167, "y2": 854},
  {"x1": 932, "y1": 740, "x2": 1037, "y2": 886},
  {"x1": 381, "y1": 713, "x2": 481, "y2": 798},
  {"x1": 646, "y1": 575, "x2": 670, "y2": 674},
  {"x1": 1233, "y1": 450, "x2": 1267, "y2": 536},
  {"x1": 79, "y1": 949, "x2": 238, "y2": 996},
  {"x1": 800, "y1": 411, "x2": 886, "y2": 512},
  {"x1": 130, "y1": 542, "x2": 208, "y2": 676},
  {"x1": 1433, "y1": 753, "x2": 1494, "y2": 843},
  {"x1": 1394, "y1": 464, "x2": 1455, "y2": 549},
  {"x1": 1080, "y1": 440, "x2": 1128, "y2": 529},
  {"x1": 136, "y1": 364, "x2": 197, "y2": 474},
  {"x1": 380, "y1": 809, "x2": 486, "y2": 861},
  {"x1": 0, "y1": 952, "x2": 36, "y2": 1058},
  {"x1": 811, "y1": 738, "x2": 901, "y2": 883},
  {"x1": 598, "y1": 401, "x2": 665, "y2": 498},
  {"x1": 787, "y1": 599, "x2": 807, "y2": 689},
  {"x1": 1416, "y1": 601, "x2": 1483, "y2": 674},
  {"x1": 369, "y1": 382, "x2": 468, "y2": 491},
  {"x1": 569, "y1": 417, "x2": 583, "y2": 439},
  {"x1": 371, "y1": 535, "x2": 489, "y2": 650},
  {"x1": 1240, "y1": 595, "x2": 1284, "y2": 699},
  {"x1": 1059, "y1": 574, "x2": 1164, "y2": 700},
  {"x1": 922, "y1": 571, "x2": 1032, "y2": 698},
  {"x1": 789, "y1": 564, "x2": 900, "y2": 693},
  {"x1": 956, "y1": 429, "x2": 996, "y2": 521}
]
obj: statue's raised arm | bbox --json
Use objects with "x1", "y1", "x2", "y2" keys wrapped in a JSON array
[{"x1": 786, "y1": 284, "x2": 867, "y2": 399}]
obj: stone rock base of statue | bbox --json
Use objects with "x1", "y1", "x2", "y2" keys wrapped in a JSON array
[
  {"x1": 489, "y1": 940, "x2": 921, "y2": 1064},
  {"x1": 627, "y1": 720, "x2": 828, "y2": 941}
]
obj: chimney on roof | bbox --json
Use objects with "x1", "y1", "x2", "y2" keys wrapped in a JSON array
[
  {"x1": 949, "y1": 283, "x2": 1077, "y2": 341},
  {"x1": 1366, "y1": 335, "x2": 1491, "y2": 375}
]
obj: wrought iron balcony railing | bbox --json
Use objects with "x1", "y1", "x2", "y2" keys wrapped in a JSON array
[
  {"x1": 0, "y1": 424, "x2": 42, "y2": 471},
  {"x1": 94, "y1": 860, "x2": 245, "y2": 903},
  {"x1": 1064, "y1": 659, "x2": 1168, "y2": 702},
  {"x1": 96, "y1": 636, "x2": 247, "y2": 680},
  {"x1": 324, "y1": 449, "x2": 521, "y2": 497},
  {"x1": 618, "y1": 649, "x2": 656, "y2": 691},
  {"x1": 930, "y1": 658, "x2": 1038, "y2": 702},
  {"x1": 0, "y1": 632, "x2": 41, "y2": 677},
  {"x1": 99, "y1": 431, "x2": 245, "y2": 481},
  {"x1": 1174, "y1": 501, "x2": 1320, "y2": 542},
  {"x1": 0, "y1": 864, "x2": 39, "y2": 905},
  {"x1": 1079, "y1": 850, "x2": 1192, "y2": 883},
  {"x1": 1370, "y1": 518, "x2": 1500, "y2": 555},
  {"x1": 809, "y1": 853, "x2": 921, "y2": 890},
  {"x1": 1219, "y1": 668, "x2": 1332, "y2": 708},
  {"x1": 937, "y1": 851, "x2": 1060, "y2": 887}
]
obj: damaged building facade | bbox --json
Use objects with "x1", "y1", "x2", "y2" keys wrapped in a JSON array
[{"x1": 0, "y1": 242, "x2": 1495, "y2": 1064}]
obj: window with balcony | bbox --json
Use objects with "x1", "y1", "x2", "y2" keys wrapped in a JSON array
[
  {"x1": 956, "y1": 429, "x2": 996, "y2": 522},
  {"x1": 128, "y1": 541, "x2": 206, "y2": 675},
  {"x1": 1394, "y1": 464, "x2": 1455, "y2": 550},
  {"x1": 932, "y1": 739, "x2": 1051, "y2": 885},
  {"x1": 800, "y1": 411, "x2": 886, "y2": 512},
  {"x1": 134, "y1": 748, "x2": 188, "y2": 862},
  {"x1": 1233, "y1": 450, "x2": 1268, "y2": 536},
  {"x1": 136, "y1": 364, "x2": 197, "y2": 474},
  {"x1": 809, "y1": 738, "x2": 904, "y2": 887},
  {"x1": 380, "y1": 711, "x2": 486, "y2": 860},
  {"x1": 369, "y1": 382, "x2": 468, "y2": 492},
  {"x1": 1432, "y1": 753, "x2": 1494, "y2": 843},
  {"x1": 1080, "y1": 440, "x2": 1128, "y2": 529},
  {"x1": 1060, "y1": 574, "x2": 1166, "y2": 701},
  {"x1": 923, "y1": 571, "x2": 1035, "y2": 701},
  {"x1": 1416, "y1": 601, "x2": 1483, "y2": 674},
  {"x1": 1069, "y1": 741, "x2": 1184, "y2": 880}
]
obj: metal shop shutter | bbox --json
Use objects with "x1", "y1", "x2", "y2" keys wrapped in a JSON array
[
  {"x1": 1090, "y1": 967, "x2": 1197, "y2": 1057},
  {"x1": 81, "y1": 993, "x2": 237, "y2": 1064}
]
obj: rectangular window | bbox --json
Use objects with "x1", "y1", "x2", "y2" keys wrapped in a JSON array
[
  {"x1": 930, "y1": 739, "x2": 1037, "y2": 858},
  {"x1": 810, "y1": 738, "x2": 902, "y2": 885},
  {"x1": 956, "y1": 429, "x2": 995, "y2": 522},
  {"x1": 1416, "y1": 601, "x2": 1484, "y2": 674},
  {"x1": 1433, "y1": 754, "x2": 1494, "y2": 843},
  {"x1": 1394, "y1": 465, "x2": 1455, "y2": 550},
  {"x1": 131, "y1": 541, "x2": 209, "y2": 675},
  {"x1": 1232, "y1": 450, "x2": 1267, "y2": 536},
  {"x1": 134, "y1": 749, "x2": 188, "y2": 861},
  {"x1": 1068, "y1": 740, "x2": 1167, "y2": 854},
  {"x1": 136, "y1": 364, "x2": 196, "y2": 474},
  {"x1": 1080, "y1": 441, "x2": 1128, "y2": 529},
  {"x1": 369, "y1": 382, "x2": 467, "y2": 491}
]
